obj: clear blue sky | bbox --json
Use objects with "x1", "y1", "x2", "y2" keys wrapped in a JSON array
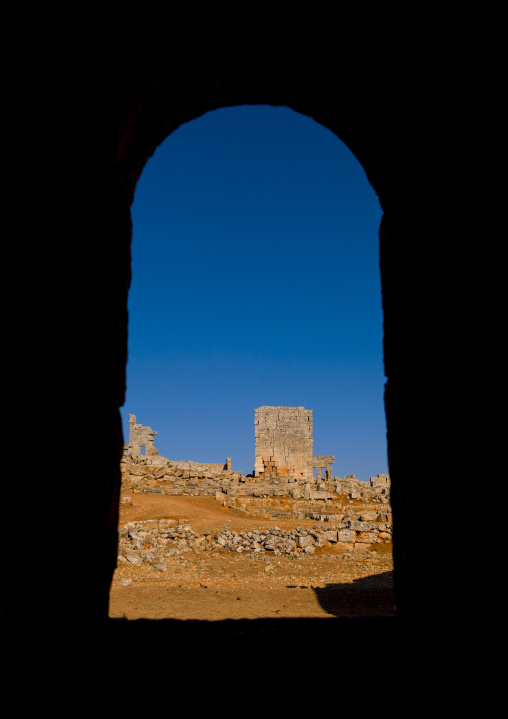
[{"x1": 120, "y1": 105, "x2": 388, "y2": 481}]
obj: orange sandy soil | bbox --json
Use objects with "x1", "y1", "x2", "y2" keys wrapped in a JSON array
[{"x1": 108, "y1": 494, "x2": 395, "y2": 621}]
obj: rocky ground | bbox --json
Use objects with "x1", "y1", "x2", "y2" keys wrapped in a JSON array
[{"x1": 109, "y1": 494, "x2": 395, "y2": 621}]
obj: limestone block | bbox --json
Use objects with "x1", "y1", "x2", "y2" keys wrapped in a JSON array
[
  {"x1": 355, "y1": 532, "x2": 379, "y2": 543},
  {"x1": 313, "y1": 535, "x2": 329, "y2": 547},
  {"x1": 338, "y1": 529, "x2": 356, "y2": 543},
  {"x1": 129, "y1": 467, "x2": 145, "y2": 476},
  {"x1": 322, "y1": 530, "x2": 338, "y2": 543},
  {"x1": 297, "y1": 535, "x2": 315, "y2": 548},
  {"x1": 264, "y1": 536, "x2": 277, "y2": 550},
  {"x1": 309, "y1": 491, "x2": 333, "y2": 500},
  {"x1": 348, "y1": 521, "x2": 375, "y2": 532}
]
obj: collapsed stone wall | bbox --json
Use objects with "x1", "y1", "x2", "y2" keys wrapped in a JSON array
[
  {"x1": 120, "y1": 456, "x2": 242, "y2": 493},
  {"x1": 123, "y1": 414, "x2": 168, "y2": 466},
  {"x1": 163, "y1": 459, "x2": 231, "y2": 473},
  {"x1": 219, "y1": 473, "x2": 390, "y2": 521},
  {"x1": 121, "y1": 460, "x2": 389, "y2": 499},
  {"x1": 117, "y1": 515, "x2": 393, "y2": 571},
  {"x1": 120, "y1": 412, "x2": 390, "y2": 524},
  {"x1": 121, "y1": 455, "x2": 391, "y2": 522},
  {"x1": 122, "y1": 415, "x2": 232, "y2": 473}
]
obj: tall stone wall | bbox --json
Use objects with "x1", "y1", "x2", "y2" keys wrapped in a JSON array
[
  {"x1": 254, "y1": 406, "x2": 315, "y2": 480},
  {"x1": 123, "y1": 414, "x2": 170, "y2": 467},
  {"x1": 126, "y1": 414, "x2": 160, "y2": 459}
]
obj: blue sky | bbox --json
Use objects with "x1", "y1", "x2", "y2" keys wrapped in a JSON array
[{"x1": 120, "y1": 105, "x2": 388, "y2": 481}]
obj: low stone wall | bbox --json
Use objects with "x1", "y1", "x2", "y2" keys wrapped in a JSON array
[
  {"x1": 121, "y1": 459, "x2": 242, "y2": 493},
  {"x1": 217, "y1": 496, "x2": 371, "y2": 522},
  {"x1": 121, "y1": 461, "x2": 390, "y2": 506},
  {"x1": 117, "y1": 515, "x2": 393, "y2": 570},
  {"x1": 219, "y1": 475, "x2": 391, "y2": 502}
]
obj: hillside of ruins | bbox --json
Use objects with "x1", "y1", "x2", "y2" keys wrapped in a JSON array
[
  {"x1": 122, "y1": 407, "x2": 390, "y2": 521},
  {"x1": 110, "y1": 407, "x2": 394, "y2": 620}
]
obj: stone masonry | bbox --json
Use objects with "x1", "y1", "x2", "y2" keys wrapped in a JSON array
[
  {"x1": 123, "y1": 414, "x2": 231, "y2": 472},
  {"x1": 124, "y1": 414, "x2": 166, "y2": 466},
  {"x1": 254, "y1": 406, "x2": 334, "y2": 481},
  {"x1": 126, "y1": 414, "x2": 158, "y2": 457},
  {"x1": 120, "y1": 410, "x2": 390, "y2": 523},
  {"x1": 117, "y1": 516, "x2": 393, "y2": 570}
]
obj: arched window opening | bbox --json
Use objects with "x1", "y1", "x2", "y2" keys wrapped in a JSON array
[{"x1": 110, "y1": 106, "x2": 393, "y2": 621}]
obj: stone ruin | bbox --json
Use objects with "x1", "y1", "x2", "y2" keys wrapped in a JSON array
[
  {"x1": 124, "y1": 407, "x2": 336, "y2": 480},
  {"x1": 119, "y1": 409, "x2": 392, "y2": 557},
  {"x1": 124, "y1": 414, "x2": 164, "y2": 464},
  {"x1": 123, "y1": 414, "x2": 232, "y2": 474},
  {"x1": 254, "y1": 406, "x2": 334, "y2": 481},
  {"x1": 117, "y1": 515, "x2": 394, "y2": 570},
  {"x1": 121, "y1": 408, "x2": 391, "y2": 524}
]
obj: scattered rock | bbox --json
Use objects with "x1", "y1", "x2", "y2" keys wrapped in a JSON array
[{"x1": 117, "y1": 515, "x2": 392, "y2": 567}]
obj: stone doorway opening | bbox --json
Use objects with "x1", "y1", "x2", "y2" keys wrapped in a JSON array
[{"x1": 112, "y1": 104, "x2": 390, "y2": 621}]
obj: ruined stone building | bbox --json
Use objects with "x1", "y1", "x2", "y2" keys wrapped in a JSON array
[
  {"x1": 254, "y1": 406, "x2": 334, "y2": 481},
  {"x1": 125, "y1": 414, "x2": 160, "y2": 459},
  {"x1": 124, "y1": 414, "x2": 171, "y2": 467},
  {"x1": 125, "y1": 408, "x2": 334, "y2": 481},
  {"x1": 123, "y1": 414, "x2": 232, "y2": 472}
]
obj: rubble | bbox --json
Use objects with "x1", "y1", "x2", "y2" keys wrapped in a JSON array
[{"x1": 117, "y1": 515, "x2": 393, "y2": 567}]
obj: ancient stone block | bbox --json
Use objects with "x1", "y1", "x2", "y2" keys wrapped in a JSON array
[
  {"x1": 297, "y1": 535, "x2": 315, "y2": 548},
  {"x1": 348, "y1": 521, "x2": 375, "y2": 532},
  {"x1": 338, "y1": 529, "x2": 356, "y2": 543},
  {"x1": 322, "y1": 530, "x2": 338, "y2": 543},
  {"x1": 309, "y1": 491, "x2": 333, "y2": 500},
  {"x1": 356, "y1": 531, "x2": 379, "y2": 543}
]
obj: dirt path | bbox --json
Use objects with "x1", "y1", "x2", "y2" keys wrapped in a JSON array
[{"x1": 109, "y1": 493, "x2": 395, "y2": 621}]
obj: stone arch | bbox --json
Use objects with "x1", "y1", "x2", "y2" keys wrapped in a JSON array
[
  {"x1": 20, "y1": 72, "x2": 448, "y2": 640},
  {"x1": 104, "y1": 80, "x2": 404, "y2": 621}
]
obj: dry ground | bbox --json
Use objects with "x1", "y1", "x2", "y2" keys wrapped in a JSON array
[{"x1": 109, "y1": 494, "x2": 395, "y2": 621}]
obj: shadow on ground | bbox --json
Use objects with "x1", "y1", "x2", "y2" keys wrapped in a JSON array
[
  {"x1": 310, "y1": 571, "x2": 395, "y2": 617},
  {"x1": 100, "y1": 571, "x2": 398, "y2": 654}
]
